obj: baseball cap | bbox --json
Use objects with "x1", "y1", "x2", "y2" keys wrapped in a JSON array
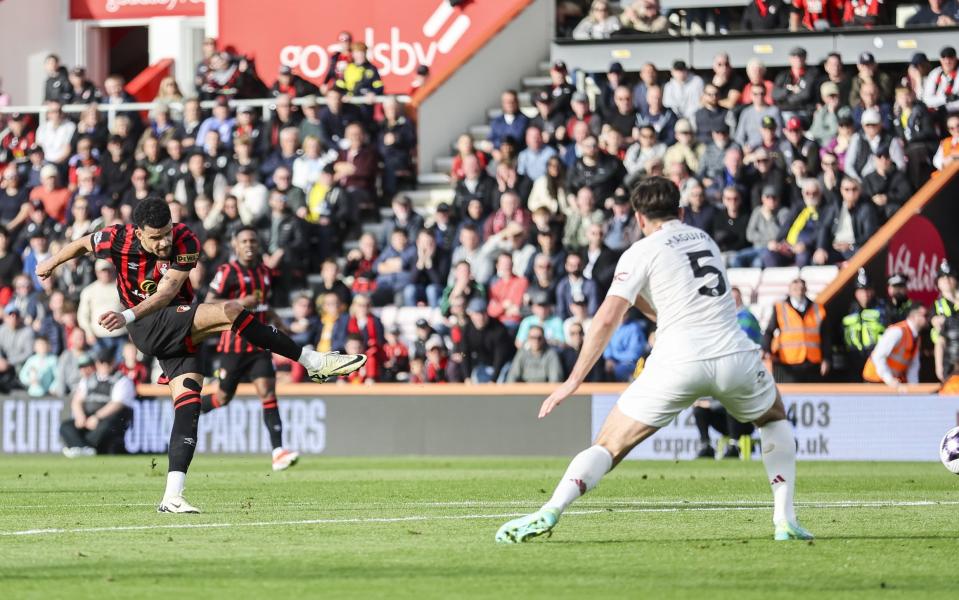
[
  {"x1": 608, "y1": 61, "x2": 624, "y2": 75},
  {"x1": 855, "y1": 268, "x2": 870, "y2": 289},
  {"x1": 94, "y1": 258, "x2": 113, "y2": 271},
  {"x1": 77, "y1": 353, "x2": 94, "y2": 368},
  {"x1": 887, "y1": 273, "x2": 908, "y2": 287},
  {"x1": 95, "y1": 348, "x2": 115, "y2": 364},
  {"x1": 785, "y1": 116, "x2": 803, "y2": 131},
  {"x1": 416, "y1": 64, "x2": 430, "y2": 76},
  {"x1": 9, "y1": 112, "x2": 23, "y2": 121},
  {"x1": 789, "y1": 46, "x2": 807, "y2": 59},
  {"x1": 760, "y1": 115, "x2": 777, "y2": 129},
  {"x1": 435, "y1": 202, "x2": 451, "y2": 213},
  {"x1": 860, "y1": 108, "x2": 882, "y2": 126},
  {"x1": 820, "y1": 81, "x2": 840, "y2": 99},
  {"x1": 874, "y1": 143, "x2": 891, "y2": 158},
  {"x1": 672, "y1": 60, "x2": 688, "y2": 71},
  {"x1": 466, "y1": 297, "x2": 488, "y2": 313},
  {"x1": 938, "y1": 260, "x2": 955, "y2": 279},
  {"x1": 837, "y1": 108, "x2": 855, "y2": 126},
  {"x1": 674, "y1": 119, "x2": 693, "y2": 134},
  {"x1": 40, "y1": 164, "x2": 58, "y2": 179},
  {"x1": 761, "y1": 184, "x2": 779, "y2": 198},
  {"x1": 613, "y1": 193, "x2": 630, "y2": 205},
  {"x1": 941, "y1": 46, "x2": 957, "y2": 59},
  {"x1": 858, "y1": 51, "x2": 876, "y2": 65},
  {"x1": 3, "y1": 304, "x2": 20, "y2": 316},
  {"x1": 910, "y1": 52, "x2": 929, "y2": 66},
  {"x1": 713, "y1": 122, "x2": 730, "y2": 135},
  {"x1": 415, "y1": 318, "x2": 431, "y2": 329},
  {"x1": 530, "y1": 290, "x2": 551, "y2": 306},
  {"x1": 237, "y1": 104, "x2": 254, "y2": 114}
]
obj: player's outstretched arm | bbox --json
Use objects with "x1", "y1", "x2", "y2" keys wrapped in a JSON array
[
  {"x1": 539, "y1": 295, "x2": 630, "y2": 418},
  {"x1": 99, "y1": 269, "x2": 191, "y2": 332},
  {"x1": 35, "y1": 236, "x2": 94, "y2": 280}
]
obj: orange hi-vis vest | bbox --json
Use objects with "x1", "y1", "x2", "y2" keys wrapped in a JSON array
[
  {"x1": 773, "y1": 301, "x2": 824, "y2": 365},
  {"x1": 863, "y1": 321, "x2": 918, "y2": 383},
  {"x1": 941, "y1": 374, "x2": 959, "y2": 395}
]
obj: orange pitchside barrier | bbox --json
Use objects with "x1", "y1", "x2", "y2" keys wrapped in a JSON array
[{"x1": 136, "y1": 382, "x2": 941, "y2": 397}]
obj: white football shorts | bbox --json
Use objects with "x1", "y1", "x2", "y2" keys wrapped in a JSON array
[{"x1": 616, "y1": 349, "x2": 776, "y2": 428}]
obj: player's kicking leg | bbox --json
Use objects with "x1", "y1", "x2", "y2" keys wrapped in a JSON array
[
  {"x1": 157, "y1": 373, "x2": 203, "y2": 514},
  {"x1": 190, "y1": 301, "x2": 366, "y2": 381},
  {"x1": 753, "y1": 392, "x2": 814, "y2": 541},
  {"x1": 495, "y1": 405, "x2": 657, "y2": 543}
]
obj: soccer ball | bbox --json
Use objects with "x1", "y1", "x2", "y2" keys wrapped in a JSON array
[{"x1": 939, "y1": 426, "x2": 959, "y2": 474}]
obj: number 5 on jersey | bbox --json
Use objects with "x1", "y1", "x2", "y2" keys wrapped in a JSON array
[{"x1": 686, "y1": 250, "x2": 727, "y2": 297}]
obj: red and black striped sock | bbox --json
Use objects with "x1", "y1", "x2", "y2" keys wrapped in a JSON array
[
  {"x1": 169, "y1": 391, "x2": 201, "y2": 473},
  {"x1": 261, "y1": 394, "x2": 283, "y2": 450},
  {"x1": 232, "y1": 309, "x2": 302, "y2": 361},
  {"x1": 200, "y1": 393, "x2": 225, "y2": 414}
]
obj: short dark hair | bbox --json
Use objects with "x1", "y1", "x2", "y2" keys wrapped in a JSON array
[
  {"x1": 629, "y1": 176, "x2": 680, "y2": 221},
  {"x1": 234, "y1": 225, "x2": 259, "y2": 240},
  {"x1": 132, "y1": 197, "x2": 172, "y2": 230}
]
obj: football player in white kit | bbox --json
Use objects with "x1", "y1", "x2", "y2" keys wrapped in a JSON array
[{"x1": 495, "y1": 177, "x2": 813, "y2": 543}]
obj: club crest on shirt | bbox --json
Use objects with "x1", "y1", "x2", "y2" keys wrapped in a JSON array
[{"x1": 176, "y1": 305, "x2": 191, "y2": 313}]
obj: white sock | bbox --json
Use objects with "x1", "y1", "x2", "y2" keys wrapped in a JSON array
[
  {"x1": 759, "y1": 420, "x2": 797, "y2": 525},
  {"x1": 543, "y1": 445, "x2": 613, "y2": 513},
  {"x1": 297, "y1": 347, "x2": 315, "y2": 368},
  {"x1": 164, "y1": 471, "x2": 186, "y2": 499}
]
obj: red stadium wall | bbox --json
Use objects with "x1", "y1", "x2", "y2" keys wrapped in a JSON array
[{"x1": 216, "y1": 0, "x2": 533, "y2": 96}]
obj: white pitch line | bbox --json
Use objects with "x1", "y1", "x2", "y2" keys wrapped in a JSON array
[{"x1": 2, "y1": 500, "x2": 956, "y2": 537}]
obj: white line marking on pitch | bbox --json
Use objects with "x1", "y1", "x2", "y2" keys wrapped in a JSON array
[{"x1": 2, "y1": 500, "x2": 956, "y2": 537}]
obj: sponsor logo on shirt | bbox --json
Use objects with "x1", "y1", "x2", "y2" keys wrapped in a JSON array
[
  {"x1": 614, "y1": 272, "x2": 630, "y2": 282},
  {"x1": 176, "y1": 252, "x2": 199, "y2": 264}
]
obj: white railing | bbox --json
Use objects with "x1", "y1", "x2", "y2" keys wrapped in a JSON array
[{"x1": 0, "y1": 94, "x2": 411, "y2": 129}]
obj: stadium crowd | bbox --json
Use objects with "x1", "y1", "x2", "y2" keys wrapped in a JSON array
[{"x1": 1, "y1": 25, "x2": 959, "y2": 393}]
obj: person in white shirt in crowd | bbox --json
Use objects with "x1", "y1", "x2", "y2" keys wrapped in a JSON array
[
  {"x1": 292, "y1": 135, "x2": 335, "y2": 192},
  {"x1": 923, "y1": 46, "x2": 959, "y2": 114},
  {"x1": 663, "y1": 60, "x2": 705, "y2": 121},
  {"x1": 77, "y1": 259, "x2": 126, "y2": 362},
  {"x1": 844, "y1": 109, "x2": 906, "y2": 182},
  {"x1": 36, "y1": 101, "x2": 76, "y2": 166},
  {"x1": 229, "y1": 164, "x2": 269, "y2": 224},
  {"x1": 572, "y1": 0, "x2": 622, "y2": 39},
  {"x1": 517, "y1": 125, "x2": 557, "y2": 182}
]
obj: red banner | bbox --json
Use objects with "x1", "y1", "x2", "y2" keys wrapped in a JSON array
[
  {"x1": 70, "y1": 0, "x2": 205, "y2": 20},
  {"x1": 217, "y1": 0, "x2": 531, "y2": 96},
  {"x1": 886, "y1": 215, "x2": 945, "y2": 306}
]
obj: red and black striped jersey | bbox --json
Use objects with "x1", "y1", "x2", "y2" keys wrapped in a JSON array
[
  {"x1": 91, "y1": 223, "x2": 200, "y2": 310},
  {"x1": 209, "y1": 260, "x2": 273, "y2": 354}
]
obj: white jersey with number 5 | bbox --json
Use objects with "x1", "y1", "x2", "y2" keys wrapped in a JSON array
[{"x1": 607, "y1": 220, "x2": 758, "y2": 363}]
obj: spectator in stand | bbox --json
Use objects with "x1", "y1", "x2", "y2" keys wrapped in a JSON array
[
  {"x1": 528, "y1": 156, "x2": 570, "y2": 215},
  {"x1": 842, "y1": 0, "x2": 892, "y2": 27},
  {"x1": 36, "y1": 101, "x2": 76, "y2": 167},
  {"x1": 285, "y1": 292, "x2": 321, "y2": 347},
  {"x1": 563, "y1": 186, "x2": 605, "y2": 252},
  {"x1": 62, "y1": 66, "x2": 101, "y2": 105},
  {"x1": 77, "y1": 259, "x2": 125, "y2": 361},
  {"x1": 381, "y1": 195, "x2": 424, "y2": 248},
  {"x1": 517, "y1": 125, "x2": 557, "y2": 182},
  {"x1": 483, "y1": 190, "x2": 529, "y2": 239},
  {"x1": 809, "y1": 82, "x2": 844, "y2": 146},
  {"x1": 322, "y1": 31, "x2": 354, "y2": 93},
  {"x1": 556, "y1": 253, "x2": 598, "y2": 320},
  {"x1": 317, "y1": 292, "x2": 346, "y2": 352},
  {"x1": 440, "y1": 260, "x2": 486, "y2": 318},
  {"x1": 906, "y1": 0, "x2": 959, "y2": 26},
  {"x1": 747, "y1": 147, "x2": 787, "y2": 207},
  {"x1": 117, "y1": 341, "x2": 148, "y2": 385},
  {"x1": 741, "y1": 58, "x2": 774, "y2": 107},
  {"x1": 780, "y1": 117, "x2": 821, "y2": 176},
  {"x1": 563, "y1": 91, "x2": 592, "y2": 142},
  {"x1": 545, "y1": 61, "x2": 574, "y2": 123},
  {"x1": 700, "y1": 126, "x2": 742, "y2": 198},
  {"x1": 372, "y1": 228, "x2": 416, "y2": 306},
  {"x1": 272, "y1": 65, "x2": 320, "y2": 99},
  {"x1": 636, "y1": 84, "x2": 678, "y2": 146},
  {"x1": 790, "y1": 0, "x2": 844, "y2": 31},
  {"x1": 772, "y1": 47, "x2": 819, "y2": 119},
  {"x1": 852, "y1": 82, "x2": 892, "y2": 132},
  {"x1": 488, "y1": 252, "x2": 528, "y2": 331},
  {"x1": 567, "y1": 135, "x2": 624, "y2": 201},
  {"x1": 628, "y1": 62, "x2": 658, "y2": 116},
  {"x1": 742, "y1": 0, "x2": 791, "y2": 29},
  {"x1": 229, "y1": 165, "x2": 269, "y2": 224},
  {"x1": 261, "y1": 126, "x2": 300, "y2": 186},
  {"x1": 196, "y1": 96, "x2": 236, "y2": 153},
  {"x1": 862, "y1": 146, "x2": 913, "y2": 222},
  {"x1": 453, "y1": 155, "x2": 496, "y2": 218},
  {"x1": 0, "y1": 304, "x2": 34, "y2": 393},
  {"x1": 487, "y1": 90, "x2": 529, "y2": 155},
  {"x1": 706, "y1": 53, "x2": 744, "y2": 112},
  {"x1": 377, "y1": 97, "x2": 417, "y2": 199},
  {"x1": 845, "y1": 109, "x2": 905, "y2": 182},
  {"x1": 573, "y1": 0, "x2": 621, "y2": 39},
  {"x1": 380, "y1": 325, "x2": 410, "y2": 382},
  {"x1": 457, "y1": 296, "x2": 515, "y2": 383},
  {"x1": 681, "y1": 181, "x2": 716, "y2": 236},
  {"x1": 449, "y1": 224, "x2": 491, "y2": 285},
  {"x1": 736, "y1": 84, "x2": 782, "y2": 151},
  {"x1": 663, "y1": 61, "x2": 704, "y2": 121},
  {"x1": 30, "y1": 165, "x2": 70, "y2": 224},
  {"x1": 341, "y1": 294, "x2": 384, "y2": 374},
  {"x1": 560, "y1": 321, "x2": 603, "y2": 381},
  {"x1": 620, "y1": 0, "x2": 671, "y2": 33},
  {"x1": 624, "y1": 124, "x2": 667, "y2": 182},
  {"x1": 516, "y1": 291, "x2": 565, "y2": 348},
  {"x1": 603, "y1": 309, "x2": 647, "y2": 382},
  {"x1": 291, "y1": 135, "x2": 330, "y2": 193},
  {"x1": 422, "y1": 335, "x2": 450, "y2": 383},
  {"x1": 694, "y1": 84, "x2": 732, "y2": 144},
  {"x1": 526, "y1": 252, "x2": 559, "y2": 306},
  {"x1": 428, "y1": 202, "x2": 458, "y2": 256},
  {"x1": 764, "y1": 178, "x2": 825, "y2": 267},
  {"x1": 814, "y1": 176, "x2": 879, "y2": 265},
  {"x1": 407, "y1": 229, "x2": 449, "y2": 307},
  {"x1": 740, "y1": 186, "x2": 788, "y2": 268},
  {"x1": 343, "y1": 334, "x2": 377, "y2": 384},
  {"x1": 597, "y1": 86, "x2": 638, "y2": 143},
  {"x1": 850, "y1": 52, "x2": 894, "y2": 108},
  {"x1": 0, "y1": 114, "x2": 35, "y2": 172},
  {"x1": 904, "y1": 52, "x2": 933, "y2": 103},
  {"x1": 336, "y1": 42, "x2": 384, "y2": 98},
  {"x1": 258, "y1": 190, "x2": 308, "y2": 305},
  {"x1": 43, "y1": 54, "x2": 70, "y2": 102},
  {"x1": 925, "y1": 46, "x2": 959, "y2": 116},
  {"x1": 664, "y1": 119, "x2": 700, "y2": 173},
  {"x1": 53, "y1": 329, "x2": 89, "y2": 397},
  {"x1": 764, "y1": 278, "x2": 830, "y2": 382},
  {"x1": 507, "y1": 325, "x2": 563, "y2": 383},
  {"x1": 582, "y1": 222, "x2": 619, "y2": 296},
  {"x1": 713, "y1": 186, "x2": 750, "y2": 264},
  {"x1": 933, "y1": 113, "x2": 959, "y2": 171},
  {"x1": 450, "y1": 134, "x2": 488, "y2": 182},
  {"x1": 18, "y1": 334, "x2": 57, "y2": 395},
  {"x1": 15, "y1": 200, "x2": 62, "y2": 256},
  {"x1": 175, "y1": 151, "x2": 228, "y2": 207},
  {"x1": 318, "y1": 87, "x2": 363, "y2": 152},
  {"x1": 893, "y1": 86, "x2": 938, "y2": 188},
  {"x1": 334, "y1": 123, "x2": 379, "y2": 220},
  {"x1": 59, "y1": 348, "x2": 135, "y2": 456}
]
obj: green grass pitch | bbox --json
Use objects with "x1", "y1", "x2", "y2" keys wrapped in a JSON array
[{"x1": 1, "y1": 456, "x2": 957, "y2": 599}]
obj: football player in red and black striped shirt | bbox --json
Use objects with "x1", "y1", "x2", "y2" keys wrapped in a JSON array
[
  {"x1": 203, "y1": 227, "x2": 299, "y2": 471},
  {"x1": 36, "y1": 198, "x2": 367, "y2": 514}
]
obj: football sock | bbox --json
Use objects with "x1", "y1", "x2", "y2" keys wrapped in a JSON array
[
  {"x1": 164, "y1": 471, "x2": 186, "y2": 499},
  {"x1": 693, "y1": 405, "x2": 711, "y2": 443},
  {"x1": 232, "y1": 310, "x2": 302, "y2": 361},
  {"x1": 168, "y1": 391, "x2": 201, "y2": 475},
  {"x1": 261, "y1": 393, "x2": 283, "y2": 450},
  {"x1": 200, "y1": 393, "x2": 224, "y2": 414},
  {"x1": 759, "y1": 419, "x2": 797, "y2": 525},
  {"x1": 543, "y1": 445, "x2": 613, "y2": 514}
]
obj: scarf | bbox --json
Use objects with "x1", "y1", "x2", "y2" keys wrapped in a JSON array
[{"x1": 755, "y1": 0, "x2": 768, "y2": 17}]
